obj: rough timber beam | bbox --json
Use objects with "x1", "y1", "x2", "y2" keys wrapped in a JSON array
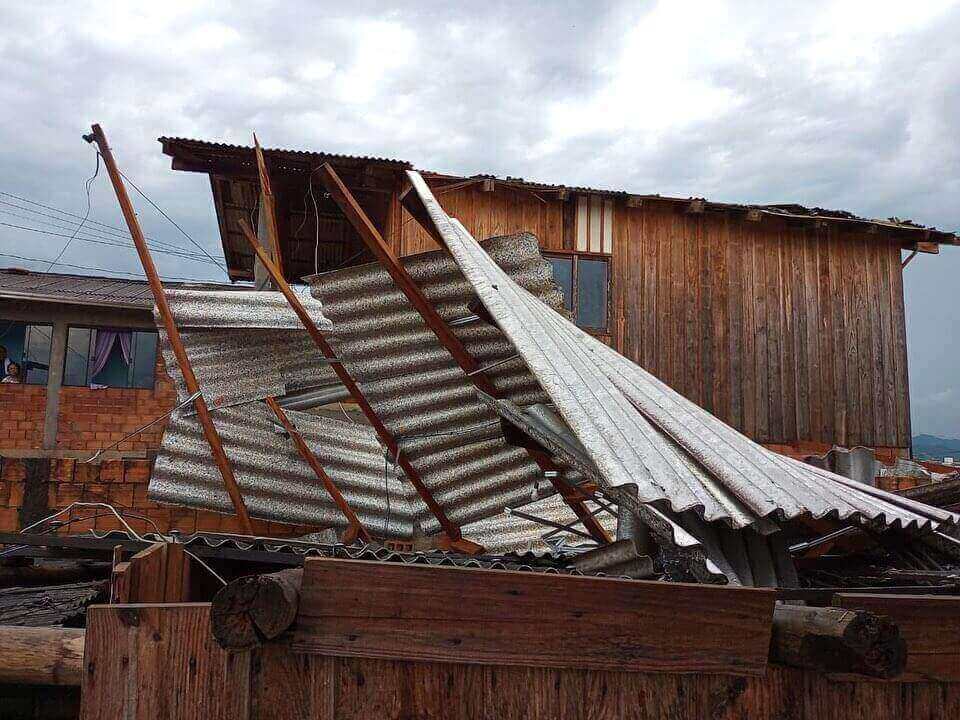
[
  {"x1": 236, "y1": 219, "x2": 472, "y2": 550},
  {"x1": 252, "y1": 133, "x2": 284, "y2": 283},
  {"x1": 323, "y1": 163, "x2": 611, "y2": 545},
  {"x1": 265, "y1": 397, "x2": 371, "y2": 544},
  {"x1": 86, "y1": 123, "x2": 255, "y2": 535}
]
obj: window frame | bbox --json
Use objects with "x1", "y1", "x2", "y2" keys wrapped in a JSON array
[
  {"x1": 0, "y1": 319, "x2": 53, "y2": 386},
  {"x1": 544, "y1": 250, "x2": 612, "y2": 333},
  {"x1": 62, "y1": 326, "x2": 159, "y2": 390}
]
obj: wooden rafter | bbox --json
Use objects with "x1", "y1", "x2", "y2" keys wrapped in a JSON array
[
  {"x1": 252, "y1": 133, "x2": 284, "y2": 280},
  {"x1": 320, "y1": 163, "x2": 611, "y2": 545},
  {"x1": 265, "y1": 397, "x2": 371, "y2": 544},
  {"x1": 86, "y1": 124, "x2": 255, "y2": 535},
  {"x1": 235, "y1": 219, "x2": 475, "y2": 551}
]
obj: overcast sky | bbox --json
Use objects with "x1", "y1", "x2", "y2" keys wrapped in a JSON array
[{"x1": 1, "y1": 1, "x2": 958, "y2": 436}]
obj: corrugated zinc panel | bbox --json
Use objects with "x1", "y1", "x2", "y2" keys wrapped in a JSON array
[
  {"x1": 149, "y1": 402, "x2": 421, "y2": 538},
  {"x1": 405, "y1": 169, "x2": 957, "y2": 536}
]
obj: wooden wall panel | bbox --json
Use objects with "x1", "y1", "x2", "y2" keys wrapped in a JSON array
[
  {"x1": 396, "y1": 186, "x2": 911, "y2": 450},
  {"x1": 82, "y1": 603, "x2": 960, "y2": 720}
]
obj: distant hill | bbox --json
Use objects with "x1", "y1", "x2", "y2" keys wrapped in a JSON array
[{"x1": 913, "y1": 434, "x2": 960, "y2": 460}]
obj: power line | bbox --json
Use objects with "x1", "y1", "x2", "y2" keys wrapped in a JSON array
[
  {"x1": 0, "y1": 190, "x2": 198, "y2": 255},
  {"x1": 0, "y1": 221, "x2": 221, "y2": 265},
  {"x1": 0, "y1": 198, "x2": 203, "y2": 257},
  {"x1": 115, "y1": 168, "x2": 229, "y2": 275},
  {"x1": 0, "y1": 251, "x2": 223, "y2": 283},
  {"x1": 46, "y1": 151, "x2": 100, "y2": 272}
]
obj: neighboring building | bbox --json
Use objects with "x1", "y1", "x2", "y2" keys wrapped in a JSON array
[
  {"x1": 0, "y1": 268, "x2": 309, "y2": 535},
  {"x1": 161, "y1": 137, "x2": 959, "y2": 459}
]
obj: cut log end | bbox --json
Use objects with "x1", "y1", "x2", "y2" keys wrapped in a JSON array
[
  {"x1": 211, "y1": 568, "x2": 302, "y2": 650},
  {"x1": 771, "y1": 603, "x2": 907, "y2": 679}
]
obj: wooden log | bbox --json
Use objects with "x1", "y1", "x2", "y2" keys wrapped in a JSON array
[
  {"x1": 770, "y1": 603, "x2": 906, "y2": 678},
  {"x1": 0, "y1": 560, "x2": 110, "y2": 588},
  {"x1": 0, "y1": 625, "x2": 84, "y2": 686},
  {"x1": 211, "y1": 568, "x2": 303, "y2": 650},
  {"x1": 0, "y1": 580, "x2": 108, "y2": 626},
  {"x1": 833, "y1": 593, "x2": 960, "y2": 681}
]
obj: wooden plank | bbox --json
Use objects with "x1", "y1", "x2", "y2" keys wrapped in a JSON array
[
  {"x1": 712, "y1": 213, "x2": 729, "y2": 423},
  {"x1": 877, "y1": 240, "x2": 898, "y2": 447},
  {"x1": 741, "y1": 221, "x2": 757, "y2": 438},
  {"x1": 727, "y1": 217, "x2": 744, "y2": 431},
  {"x1": 766, "y1": 228, "x2": 784, "y2": 442},
  {"x1": 888, "y1": 244, "x2": 911, "y2": 447},
  {"x1": 854, "y1": 233, "x2": 875, "y2": 446},
  {"x1": 753, "y1": 231, "x2": 770, "y2": 441},
  {"x1": 293, "y1": 558, "x2": 775, "y2": 675},
  {"x1": 833, "y1": 594, "x2": 960, "y2": 682},
  {"x1": 780, "y1": 227, "x2": 798, "y2": 442},
  {"x1": 815, "y1": 224, "x2": 835, "y2": 445},
  {"x1": 803, "y1": 227, "x2": 823, "y2": 444},
  {"x1": 828, "y1": 227, "x2": 849, "y2": 445},
  {"x1": 790, "y1": 226, "x2": 808, "y2": 442},
  {"x1": 127, "y1": 543, "x2": 167, "y2": 603},
  {"x1": 687, "y1": 213, "x2": 703, "y2": 407},
  {"x1": 81, "y1": 604, "x2": 252, "y2": 720}
]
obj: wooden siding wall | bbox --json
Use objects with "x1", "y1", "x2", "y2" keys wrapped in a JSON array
[
  {"x1": 81, "y1": 604, "x2": 960, "y2": 720},
  {"x1": 392, "y1": 185, "x2": 910, "y2": 450}
]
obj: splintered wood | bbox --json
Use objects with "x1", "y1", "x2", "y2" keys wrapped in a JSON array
[{"x1": 292, "y1": 558, "x2": 776, "y2": 675}]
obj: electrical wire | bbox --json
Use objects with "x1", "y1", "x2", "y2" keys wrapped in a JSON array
[
  {"x1": 114, "y1": 167, "x2": 228, "y2": 275},
  {"x1": 0, "y1": 190, "x2": 198, "y2": 253},
  {"x1": 0, "y1": 220, "x2": 221, "y2": 265},
  {"x1": 45, "y1": 151, "x2": 99, "y2": 272},
  {"x1": 0, "y1": 199, "x2": 214, "y2": 258},
  {"x1": 0, "y1": 251, "x2": 221, "y2": 282}
]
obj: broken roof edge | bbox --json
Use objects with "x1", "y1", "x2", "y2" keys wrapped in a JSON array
[{"x1": 159, "y1": 135, "x2": 956, "y2": 246}]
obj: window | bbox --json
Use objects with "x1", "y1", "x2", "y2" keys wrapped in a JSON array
[
  {"x1": 575, "y1": 195, "x2": 614, "y2": 253},
  {"x1": 0, "y1": 320, "x2": 52, "y2": 385},
  {"x1": 63, "y1": 328, "x2": 158, "y2": 389},
  {"x1": 546, "y1": 255, "x2": 609, "y2": 331}
]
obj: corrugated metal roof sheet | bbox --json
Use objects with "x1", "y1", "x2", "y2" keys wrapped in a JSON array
[
  {"x1": 0, "y1": 267, "x2": 235, "y2": 309},
  {"x1": 157, "y1": 289, "x2": 339, "y2": 410},
  {"x1": 159, "y1": 137, "x2": 412, "y2": 169},
  {"x1": 149, "y1": 402, "x2": 423, "y2": 538},
  {"x1": 308, "y1": 235, "x2": 572, "y2": 533},
  {"x1": 406, "y1": 169, "x2": 959, "y2": 537}
]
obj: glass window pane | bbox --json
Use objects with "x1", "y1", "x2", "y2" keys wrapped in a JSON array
[
  {"x1": 0, "y1": 320, "x2": 27, "y2": 382},
  {"x1": 131, "y1": 332, "x2": 158, "y2": 389},
  {"x1": 547, "y1": 256, "x2": 574, "y2": 312},
  {"x1": 23, "y1": 325, "x2": 52, "y2": 385},
  {"x1": 576, "y1": 258, "x2": 608, "y2": 329},
  {"x1": 63, "y1": 328, "x2": 92, "y2": 386},
  {"x1": 90, "y1": 331, "x2": 130, "y2": 388}
]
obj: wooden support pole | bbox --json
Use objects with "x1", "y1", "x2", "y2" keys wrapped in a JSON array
[
  {"x1": 235, "y1": 219, "x2": 468, "y2": 547},
  {"x1": 326, "y1": 163, "x2": 612, "y2": 544},
  {"x1": 210, "y1": 567, "x2": 303, "y2": 649},
  {"x1": 252, "y1": 133, "x2": 284, "y2": 281},
  {"x1": 0, "y1": 625, "x2": 84, "y2": 686},
  {"x1": 85, "y1": 124, "x2": 254, "y2": 535},
  {"x1": 265, "y1": 396, "x2": 371, "y2": 543},
  {"x1": 770, "y1": 603, "x2": 906, "y2": 678}
]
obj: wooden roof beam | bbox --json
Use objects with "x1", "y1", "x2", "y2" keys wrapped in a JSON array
[
  {"x1": 87, "y1": 123, "x2": 255, "y2": 535},
  {"x1": 336, "y1": 164, "x2": 611, "y2": 545},
  {"x1": 265, "y1": 397, "x2": 371, "y2": 544},
  {"x1": 236, "y1": 218, "x2": 471, "y2": 550}
]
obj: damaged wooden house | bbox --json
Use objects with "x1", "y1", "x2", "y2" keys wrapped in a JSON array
[{"x1": 2, "y1": 125, "x2": 960, "y2": 719}]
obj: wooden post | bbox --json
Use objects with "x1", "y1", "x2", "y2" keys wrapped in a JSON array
[
  {"x1": 86, "y1": 124, "x2": 254, "y2": 535},
  {"x1": 320, "y1": 163, "x2": 611, "y2": 545},
  {"x1": 252, "y1": 134, "x2": 284, "y2": 284},
  {"x1": 235, "y1": 219, "x2": 472, "y2": 550},
  {"x1": 210, "y1": 567, "x2": 302, "y2": 649},
  {"x1": 264, "y1": 396, "x2": 371, "y2": 543}
]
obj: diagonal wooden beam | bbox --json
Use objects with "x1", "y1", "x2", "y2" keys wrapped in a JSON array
[
  {"x1": 235, "y1": 219, "x2": 477, "y2": 551},
  {"x1": 87, "y1": 124, "x2": 255, "y2": 535},
  {"x1": 265, "y1": 397, "x2": 371, "y2": 544},
  {"x1": 252, "y1": 133, "x2": 284, "y2": 281},
  {"x1": 319, "y1": 164, "x2": 611, "y2": 545}
]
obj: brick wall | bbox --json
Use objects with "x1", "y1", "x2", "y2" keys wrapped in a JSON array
[
  {"x1": 0, "y1": 384, "x2": 46, "y2": 450},
  {"x1": 0, "y1": 457, "x2": 314, "y2": 536},
  {"x1": 55, "y1": 355, "x2": 177, "y2": 452}
]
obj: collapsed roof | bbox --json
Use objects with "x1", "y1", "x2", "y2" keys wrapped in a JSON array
[{"x1": 146, "y1": 170, "x2": 958, "y2": 586}]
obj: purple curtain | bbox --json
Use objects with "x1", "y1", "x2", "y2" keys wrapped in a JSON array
[{"x1": 88, "y1": 329, "x2": 133, "y2": 381}]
